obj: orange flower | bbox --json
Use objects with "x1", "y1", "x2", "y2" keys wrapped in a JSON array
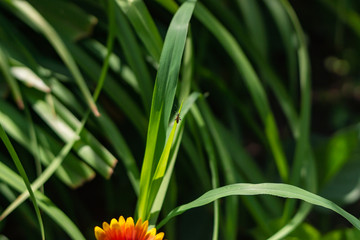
[{"x1": 94, "y1": 216, "x2": 165, "y2": 240}]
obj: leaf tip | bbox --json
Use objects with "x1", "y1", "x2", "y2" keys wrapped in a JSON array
[{"x1": 91, "y1": 104, "x2": 101, "y2": 117}]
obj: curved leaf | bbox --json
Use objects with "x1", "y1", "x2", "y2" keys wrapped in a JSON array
[{"x1": 158, "y1": 183, "x2": 360, "y2": 232}]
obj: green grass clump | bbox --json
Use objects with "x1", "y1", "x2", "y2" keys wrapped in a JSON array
[{"x1": 1, "y1": 0, "x2": 360, "y2": 239}]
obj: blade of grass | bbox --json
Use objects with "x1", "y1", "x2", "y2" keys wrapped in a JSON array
[
  {"x1": 116, "y1": 0, "x2": 163, "y2": 62},
  {"x1": 0, "y1": 112, "x2": 88, "y2": 221},
  {"x1": 68, "y1": 42, "x2": 148, "y2": 136},
  {"x1": 0, "y1": 181, "x2": 37, "y2": 228},
  {"x1": 146, "y1": 103, "x2": 183, "y2": 221},
  {"x1": 155, "y1": 0, "x2": 178, "y2": 13},
  {"x1": 280, "y1": 0, "x2": 314, "y2": 225},
  {"x1": 24, "y1": 104, "x2": 42, "y2": 193},
  {"x1": 0, "y1": 28, "x2": 114, "y2": 216},
  {"x1": 0, "y1": 124, "x2": 45, "y2": 240},
  {"x1": 149, "y1": 92, "x2": 200, "y2": 225},
  {"x1": 114, "y1": 3, "x2": 153, "y2": 112},
  {"x1": 263, "y1": 0, "x2": 298, "y2": 98},
  {"x1": 24, "y1": 90, "x2": 115, "y2": 177},
  {"x1": 93, "y1": 0, "x2": 116, "y2": 102},
  {"x1": 0, "y1": 99, "x2": 95, "y2": 187},
  {"x1": 0, "y1": 161, "x2": 85, "y2": 239},
  {"x1": 236, "y1": 0, "x2": 268, "y2": 60},
  {"x1": 0, "y1": 46, "x2": 24, "y2": 109},
  {"x1": 190, "y1": 102, "x2": 220, "y2": 240},
  {"x1": 50, "y1": 77, "x2": 141, "y2": 193},
  {"x1": 83, "y1": 40, "x2": 140, "y2": 95},
  {"x1": 6, "y1": 0, "x2": 99, "y2": 116},
  {"x1": 197, "y1": 100, "x2": 273, "y2": 236},
  {"x1": 194, "y1": 2, "x2": 289, "y2": 182},
  {"x1": 215, "y1": 120, "x2": 282, "y2": 216},
  {"x1": 11, "y1": 66, "x2": 51, "y2": 93},
  {"x1": 268, "y1": 203, "x2": 312, "y2": 240},
  {"x1": 158, "y1": 183, "x2": 360, "y2": 231},
  {"x1": 137, "y1": 0, "x2": 196, "y2": 220}
]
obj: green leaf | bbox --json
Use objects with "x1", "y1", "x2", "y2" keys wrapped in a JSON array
[
  {"x1": 7, "y1": 0, "x2": 99, "y2": 116},
  {"x1": 0, "y1": 124, "x2": 45, "y2": 240},
  {"x1": 158, "y1": 183, "x2": 360, "y2": 232},
  {"x1": 149, "y1": 93, "x2": 200, "y2": 225},
  {"x1": 27, "y1": 0, "x2": 97, "y2": 41},
  {"x1": 194, "y1": 3, "x2": 289, "y2": 182},
  {"x1": 0, "y1": 161, "x2": 85, "y2": 239},
  {"x1": 0, "y1": 99, "x2": 95, "y2": 187},
  {"x1": 138, "y1": 0, "x2": 196, "y2": 220},
  {"x1": 116, "y1": 0, "x2": 163, "y2": 62},
  {"x1": 114, "y1": 3, "x2": 153, "y2": 112},
  {"x1": 0, "y1": 112, "x2": 90, "y2": 222},
  {"x1": 0, "y1": 46, "x2": 24, "y2": 109}
]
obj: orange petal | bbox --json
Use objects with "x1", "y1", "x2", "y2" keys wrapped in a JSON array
[
  {"x1": 94, "y1": 226, "x2": 105, "y2": 240},
  {"x1": 102, "y1": 221, "x2": 110, "y2": 231},
  {"x1": 110, "y1": 218, "x2": 119, "y2": 229},
  {"x1": 155, "y1": 232, "x2": 164, "y2": 240}
]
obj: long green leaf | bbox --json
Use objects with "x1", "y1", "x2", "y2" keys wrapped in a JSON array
[
  {"x1": 0, "y1": 112, "x2": 88, "y2": 222},
  {"x1": 0, "y1": 99, "x2": 95, "y2": 187},
  {"x1": 198, "y1": 100, "x2": 272, "y2": 236},
  {"x1": 114, "y1": 3, "x2": 153, "y2": 112},
  {"x1": 149, "y1": 93, "x2": 200, "y2": 225},
  {"x1": 0, "y1": 46, "x2": 24, "y2": 109},
  {"x1": 7, "y1": 0, "x2": 99, "y2": 116},
  {"x1": 280, "y1": 0, "x2": 315, "y2": 226},
  {"x1": 0, "y1": 161, "x2": 85, "y2": 239},
  {"x1": 137, "y1": 0, "x2": 196, "y2": 220},
  {"x1": 158, "y1": 183, "x2": 360, "y2": 231},
  {"x1": 194, "y1": 3, "x2": 289, "y2": 182},
  {"x1": 116, "y1": 0, "x2": 163, "y2": 62},
  {"x1": 236, "y1": 0, "x2": 268, "y2": 60},
  {"x1": 0, "y1": 124, "x2": 45, "y2": 240}
]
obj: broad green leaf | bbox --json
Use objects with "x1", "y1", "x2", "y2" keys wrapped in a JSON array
[{"x1": 316, "y1": 125, "x2": 360, "y2": 185}]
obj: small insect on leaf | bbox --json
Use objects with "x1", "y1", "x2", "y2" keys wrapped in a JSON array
[{"x1": 175, "y1": 113, "x2": 181, "y2": 124}]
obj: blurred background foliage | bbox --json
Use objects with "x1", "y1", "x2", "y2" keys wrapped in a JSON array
[{"x1": 1, "y1": 0, "x2": 360, "y2": 239}]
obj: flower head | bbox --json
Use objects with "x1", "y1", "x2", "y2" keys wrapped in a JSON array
[{"x1": 94, "y1": 216, "x2": 165, "y2": 240}]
